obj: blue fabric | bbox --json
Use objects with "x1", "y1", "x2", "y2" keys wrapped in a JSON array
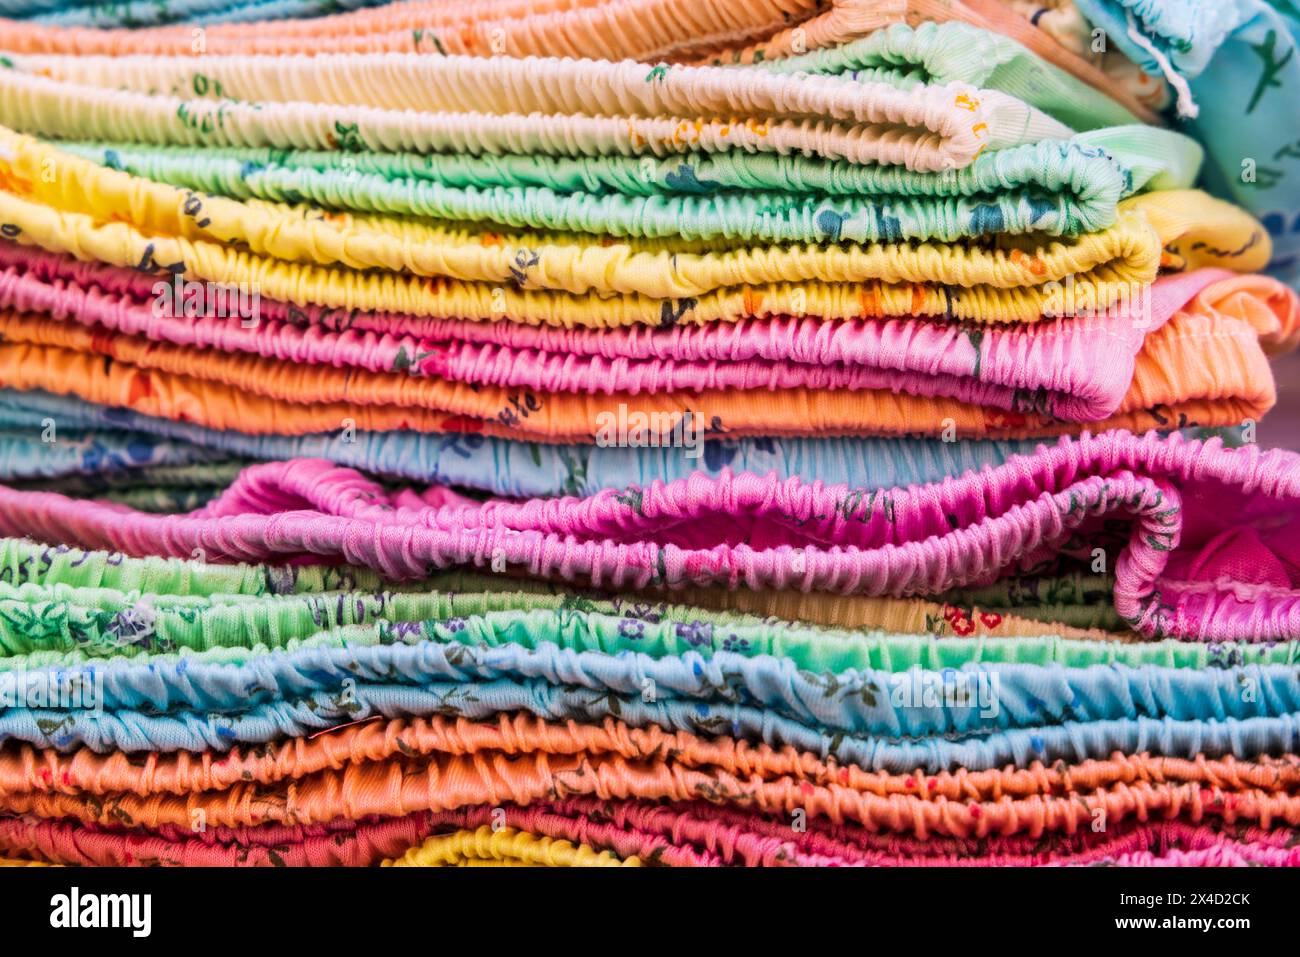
[
  {"x1": 1076, "y1": 0, "x2": 1300, "y2": 288},
  {"x1": 0, "y1": 429, "x2": 233, "y2": 481}
]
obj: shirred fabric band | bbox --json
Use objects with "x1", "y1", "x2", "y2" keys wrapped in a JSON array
[{"x1": 0, "y1": 431, "x2": 1297, "y2": 641}]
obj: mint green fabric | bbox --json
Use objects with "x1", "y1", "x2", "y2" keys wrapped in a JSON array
[
  {"x1": 2, "y1": 598, "x2": 1294, "y2": 674},
  {"x1": 59, "y1": 124, "x2": 1200, "y2": 243},
  {"x1": 0, "y1": 538, "x2": 1291, "y2": 675}
]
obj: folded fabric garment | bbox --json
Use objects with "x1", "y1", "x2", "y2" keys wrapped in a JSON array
[
  {"x1": 5, "y1": 805, "x2": 1297, "y2": 867},
  {"x1": 1, "y1": 48, "x2": 1073, "y2": 169},
  {"x1": 8, "y1": 707, "x2": 1300, "y2": 819},
  {"x1": 0, "y1": 431, "x2": 1296, "y2": 641},
  {"x1": 0, "y1": 392, "x2": 1054, "y2": 494},
  {"x1": 0, "y1": 0, "x2": 830, "y2": 60},
  {"x1": 8, "y1": 576, "x2": 1172, "y2": 667},
  {"x1": 12, "y1": 20, "x2": 1148, "y2": 131},
  {"x1": 17, "y1": 634, "x2": 1300, "y2": 761},
  {"x1": 10, "y1": 716, "x2": 1298, "y2": 805},
  {"x1": 0, "y1": 417, "x2": 239, "y2": 483},
  {"x1": 0, "y1": 390, "x2": 1251, "y2": 503},
  {"x1": 3, "y1": 241, "x2": 1292, "y2": 435},
  {"x1": 58, "y1": 126, "x2": 1201, "y2": 244},
  {"x1": 0, "y1": 2, "x2": 1164, "y2": 125},
  {"x1": 0, "y1": 808, "x2": 809, "y2": 867},
  {"x1": 1073, "y1": 0, "x2": 1300, "y2": 287},
  {"x1": 0, "y1": 312, "x2": 1282, "y2": 440},
  {"x1": 0, "y1": 142, "x2": 1270, "y2": 325},
  {"x1": 0, "y1": 250, "x2": 1288, "y2": 445},
  {"x1": 0, "y1": 806, "x2": 720, "y2": 867}
]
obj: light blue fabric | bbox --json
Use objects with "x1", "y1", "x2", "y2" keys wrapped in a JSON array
[
  {"x1": 20, "y1": 0, "x2": 389, "y2": 27},
  {"x1": 12, "y1": 636, "x2": 1300, "y2": 738},
  {"x1": 1075, "y1": 0, "x2": 1300, "y2": 287},
  {"x1": 0, "y1": 429, "x2": 232, "y2": 481},
  {"x1": 8, "y1": 685, "x2": 1300, "y2": 773},
  {"x1": 0, "y1": 390, "x2": 1048, "y2": 496}
]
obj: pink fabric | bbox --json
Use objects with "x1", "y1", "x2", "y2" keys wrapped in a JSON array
[
  {"x1": 0, "y1": 244, "x2": 1234, "y2": 422},
  {"x1": 3, "y1": 801, "x2": 1294, "y2": 867},
  {"x1": 1102, "y1": 844, "x2": 1300, "y2": 866},
  {"x1": 0, "y1": 430, "x2": 1297, "y2": 640}
]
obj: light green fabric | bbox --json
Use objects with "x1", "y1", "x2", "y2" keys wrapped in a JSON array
[
  {"x1": 759, "y1": 19, "x2": 1144, "y2": 131},
  {"x1": 58, "y1": 124, "x2": 1201, "y2": 243}
]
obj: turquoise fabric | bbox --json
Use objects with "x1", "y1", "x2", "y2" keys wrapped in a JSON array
[
  {"x1": 7, "y1": 627, "x2": 1300, "y2": 738},
  {"x1": 1075, "y1": 0, "x2": 1300, "y2": 287}
]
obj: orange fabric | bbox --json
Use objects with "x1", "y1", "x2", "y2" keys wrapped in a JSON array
[
  {"x1": 6, "y1": 732, "x2": 1298, "y2": 837},
  {"x1": 0, "y1": 0, "x2": 813, "y2": 60},
  {"x1": 4, "y1": 715, "x2": 1297, "y2": 801},
  {"x1": 0, "y1": 339, "x2": 1264, "y2": 441}
]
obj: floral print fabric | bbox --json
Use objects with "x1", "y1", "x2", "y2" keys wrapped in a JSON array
[{"x1": 0, "y1": 2, "x2": 1296, "y2": 868}]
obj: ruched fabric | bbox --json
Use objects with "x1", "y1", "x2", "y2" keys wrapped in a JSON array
[
  {"x1": 1, "y1": 432, "x2": 1299, "y2": 641},
  {"x1": 0, "y1": 4, "x2": 1168, "y2": 123},
  {"x1": 0, "y1": 3, "x2": 1297, "y2": 870},
  {"x1": 10, "y1": 804, "x2": 1298, "y2": 867},
  {"x1": 0, "y1": 244, "x2": 1292, "y2": 439}
]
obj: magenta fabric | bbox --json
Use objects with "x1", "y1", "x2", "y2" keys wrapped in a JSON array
[{"x1": 0, "y1": 430, "x2": 1297, "y2": 640}]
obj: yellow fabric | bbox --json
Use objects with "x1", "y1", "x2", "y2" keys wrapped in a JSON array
[
  {"x1": 0, "y1": 129, "x2": 1266, "y2": 327},
  {"x1": 1118, "y1": 191, "x2": 1274, "y2": 275},
  {"x1": 381, "y1": 827, "x2": 640, "y2": 867}
]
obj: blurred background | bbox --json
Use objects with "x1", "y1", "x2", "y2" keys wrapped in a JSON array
[{"x1": 1264, "y1": 352, "x2": 1300, "y2": 449}]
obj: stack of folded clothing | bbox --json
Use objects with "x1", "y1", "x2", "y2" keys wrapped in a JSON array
[{"x1": 0, "y1": 0, "x2": 1297, "y2": 868}]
